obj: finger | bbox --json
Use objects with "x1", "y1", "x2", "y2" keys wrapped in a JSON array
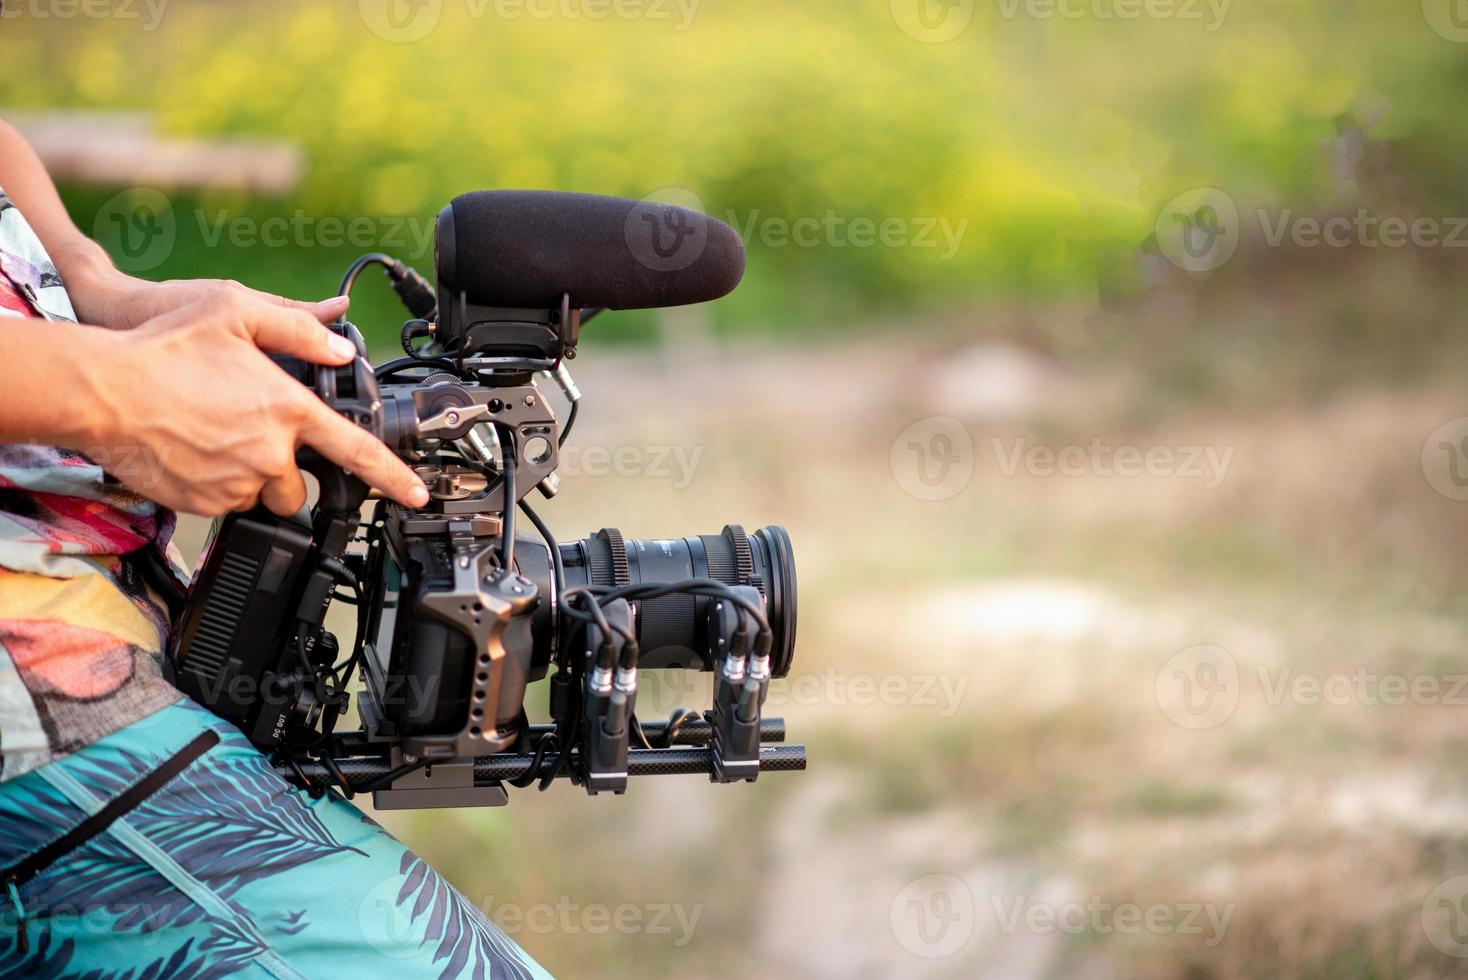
[
  {"x1": 300, "y1": 402, "x2": 429, "y2": 508},
  {"x1": 251, "y1": 290, "x2": 351, "y2": 324},
  {"x1": 260, "y1": 465, "x2": 309, "y2": 517},
  {"x1": 206, "y1": 293, "x2": 358, "y2": 365}
]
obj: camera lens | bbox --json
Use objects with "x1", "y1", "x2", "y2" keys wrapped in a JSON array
[{"x1": 555, "y1": 524, "x2": 797, "y2": 677}]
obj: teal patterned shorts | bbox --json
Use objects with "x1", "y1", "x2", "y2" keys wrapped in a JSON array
[{"x1": 0, "y1": 698, "x2": 552, "y2": 979}]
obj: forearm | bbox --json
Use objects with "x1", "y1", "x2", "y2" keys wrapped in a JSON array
[
  {"x1": 0, "y1": 316, "x2": 109, "y2": 449},
  {"x1": 0, "y1": 119, "x2": 129, "y2": 314}
]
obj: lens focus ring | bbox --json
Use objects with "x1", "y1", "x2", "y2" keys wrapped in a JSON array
[{"x1": 589, "y1": 528, "x2": 630, "y2": 587}]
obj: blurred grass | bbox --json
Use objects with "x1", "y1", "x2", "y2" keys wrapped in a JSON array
[{"x1": 4, "y1": 0, "x2": 1466, "y2": 349}]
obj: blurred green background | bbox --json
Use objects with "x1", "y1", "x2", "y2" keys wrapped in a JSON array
[
  {"x1": 6, "y1": 0, "x2": 1465, "y2": 339},
  {"x1": 11, "y1": 0, "x2": 1468, "y2": 977}
]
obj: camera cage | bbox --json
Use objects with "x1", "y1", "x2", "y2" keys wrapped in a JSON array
[{"x1": 169, "y1": 250, "x2": 805, "y2": 812}]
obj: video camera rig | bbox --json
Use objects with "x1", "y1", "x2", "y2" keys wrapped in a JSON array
[{"x1": 166, "y1": 190, "x2": 805, "y2": 809}]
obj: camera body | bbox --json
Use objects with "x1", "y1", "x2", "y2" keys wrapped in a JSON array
[{"x1": 168, "y1": 191, "x2": 803, "y2": 809}]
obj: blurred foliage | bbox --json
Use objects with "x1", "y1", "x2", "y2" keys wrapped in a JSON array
[{"x1": 4, "y1": 0, "x2": 1466, "y2": 347}]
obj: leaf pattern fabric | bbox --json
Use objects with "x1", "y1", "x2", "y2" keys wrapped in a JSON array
[{"x1": 0, "y1": 700, "x2": 552, "y2": 978}]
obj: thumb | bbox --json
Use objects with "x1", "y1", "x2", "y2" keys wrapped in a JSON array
[
  {"x1": 254, "y1": 290, "x2": 351, "y2": 324},
  {"x1": 303, "y1": 295, "x2": 351, "y2": 323},
  {"x1": 212, "y1": 295, "x2": 360, "y2": 365}
]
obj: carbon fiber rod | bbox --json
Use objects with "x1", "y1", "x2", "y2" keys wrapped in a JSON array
[
  {"x1": 478, "y1": 744, "x2": 807, "y2": 781},
  {"x1": 277, "y1": 743, "x2": 806, "y2": 788}
]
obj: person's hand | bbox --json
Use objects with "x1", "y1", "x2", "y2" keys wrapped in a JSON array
[
  {"x1": 74, "y1": 290, "x2": 430, "y2": 517},
  {"x1": 69, "y1": 272, "x2": 351, "y2": 332}
]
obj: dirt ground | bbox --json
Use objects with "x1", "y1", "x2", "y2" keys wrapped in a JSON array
[{"x1": 177, "y1": 309, "x2": 1468, "y2": 978}]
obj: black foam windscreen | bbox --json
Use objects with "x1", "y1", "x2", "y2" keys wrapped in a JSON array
[{"x1": 436, "y1": 190, "x2": 745, "y2": 311}]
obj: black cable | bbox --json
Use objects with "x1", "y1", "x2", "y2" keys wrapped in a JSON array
[
  {"x1": 338, "y1": 253, "x2": 396, "y2": 298},
  {"x1": 336, "y1": 576, "x2": 370, "y2": 696},
  {"x1": 497, "y1": 423, "x2": 516, "y2": 568},
  {"x1": 374, "y1": 355, "x2": 461, "y2": 381},
  {"x1": 629, "y1": 715, "x2": 653, "y2": 750},
  {"x1": 282, "y1": 750, "x2": 322, "y2": 799},
  {"x1": 317, "y1": 752, "x2": 355, "y2": 799},
  {"x1": 519, "y1": 498, "x2": 564, "y2": 664},
  {"x1": 660, "y1": 707, "x2": 699, "y2": 748},
  {"x1": 561, "y1": 587, "x2": 617, "y2": 644},
  {"x1": 357, "y1": 756, "x2": 430, "y2": 794},
  {"x1": 561, "y1": 579, "x2": 769, "y2": 633},
  {"x1": 558, "y1": 399, "x2": 579, "y2": 448},
  {"x1": 540, "y1": 707, "x2": 581, "y2": 791},
  {"x1": 508, "y1": 733, "x2": 557, "y2": 788}
]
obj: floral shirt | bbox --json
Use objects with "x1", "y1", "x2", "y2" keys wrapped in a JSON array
[{"x1": 0, "y1": 186, "x2": 185, "y2": 781}]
